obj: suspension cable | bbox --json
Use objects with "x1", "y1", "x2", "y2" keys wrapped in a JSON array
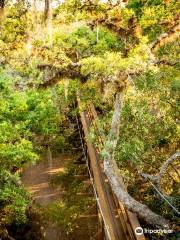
[
  {"x1": 146, "y1": 177, "x2": 180, "y2": 215},
  {"x1": 74, "y1": 103, "x2": 112, "y2": 240},
  {"x1": 88, "y1": 103, "x2": 180, "y2": 216}
]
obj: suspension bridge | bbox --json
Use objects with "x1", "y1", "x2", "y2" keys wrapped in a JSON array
[{"x1": 76, "y1": 99, "x2": 145, "y2": 240}]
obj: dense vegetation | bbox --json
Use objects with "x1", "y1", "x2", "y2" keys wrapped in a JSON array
[{"x1": 0, "y1": 0, "x2": 179, "y2": 239}]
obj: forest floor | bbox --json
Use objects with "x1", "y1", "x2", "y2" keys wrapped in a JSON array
[
  {"x1": 22, "y1": 153, "x2": 98, "y2": 240},
  {"x1": 22, "y1": 154, "x2": 69, "y2": 206},
  {"x1": 22, "y1": 153, "x2": 70, "y2": 240}
]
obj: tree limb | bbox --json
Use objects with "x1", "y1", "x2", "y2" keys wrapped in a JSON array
[
  {"x1": 151, "y1": 22, "x2": 180, "y2": 52},
  {"x1": 37, "y1": 62, "x2": 85, "y2": 88},
  {"x1": 141, "y1": 152, "x2": 180, "y2": 188},
  {"x1": 155, "y1": 59, "x2": 179, "y2": 66},
  {"x1": 104, "y1": 160, "x2": 170, "y2": 228},
  {"x1": 103, "y1": 91, "x2": 170, "y2": 228},
  {"x1": 158, "y1": 152, "x2": 180, "y2": 187}
]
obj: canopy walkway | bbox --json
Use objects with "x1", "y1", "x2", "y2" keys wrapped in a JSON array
[{"x1": 77, "y1": 99, "x2": 145, "y2": 240}]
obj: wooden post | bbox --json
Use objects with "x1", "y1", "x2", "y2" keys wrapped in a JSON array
[{"x1": 47, "y1": 145, "x2": 52, "y2": 170}]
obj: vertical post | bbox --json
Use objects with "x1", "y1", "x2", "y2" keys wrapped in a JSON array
[
  {"x1": 96, "y1": 23, "x2": 99, "y2": 43},
  {"x1": 98, "y1": 211, "x2": 104, "y2": 240},
  {"x1": 47, "y1": 145, "x2": 52, "y2": 170}
]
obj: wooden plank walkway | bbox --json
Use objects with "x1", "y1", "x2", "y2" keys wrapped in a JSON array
[{"x1": 78, "y1": 98, "x2": 146, "y2": 240}]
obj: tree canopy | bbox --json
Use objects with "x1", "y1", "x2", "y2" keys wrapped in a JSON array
[{"x1": 0, "y1": 0, "x2": 179, "y2": 239}]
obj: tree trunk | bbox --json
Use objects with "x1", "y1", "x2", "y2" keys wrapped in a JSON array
[
  {"x1": 104, "y1": 160, "x2": 170, "y2": 228},
  {"x1": 104, "y1": 92, "x2": 124, "y2": 168},
  {"x1": 0, "y1": 0, "x2": 4, "y2": 20},
  {"x1": 44, "y1": 0, "x2": 50, "y2": 22},
  {"x1": 32, "y1": 0, "x2": 37, "y2": 29},
  {"x1": 103, "y1": 91, "x2": 170, "y2": 229},
  {"x1": 44, "y1": 0, "x2": 52, "y2": 42}
]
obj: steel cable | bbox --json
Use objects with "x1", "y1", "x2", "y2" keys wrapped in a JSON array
[{"x1": 74, "y1": 103, "x2": 112, "y2": 240}]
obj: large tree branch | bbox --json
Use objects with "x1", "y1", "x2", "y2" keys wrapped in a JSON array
[
  {"x1": 37, "y1": 56, "x2": 178, "y2": 90},
  {"x1": 141, "y1": 152, "x2": 180, "y2": 188},
  {"x1": 158, "y1": 152, "x2": 180, "y2": 187},
  {"x1": 109, "y1": 92, "x2": 124, "y2": 149},
  {"x1": 104, "y1": 160, "x2": 170, "y2": 228},
  {"x1": 155, "y1": 59, "x2": 179, "y2": 67},
  {"x1": 89, "y1": 15, "x2": 140, "y2": 46},
  {"x1": 37, "y1": 62, "x2": 85, "y2": 88},
  {"x1": 151, "y1": 22, "x2": 180, "y2": 53},
  {"x1": 103, "y1": 91, "x2": 170, "y2": 229}
]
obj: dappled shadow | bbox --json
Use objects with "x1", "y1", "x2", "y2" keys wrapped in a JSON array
[{"x1": 22, "y1": 154, "x2": 71, "y2": 206}]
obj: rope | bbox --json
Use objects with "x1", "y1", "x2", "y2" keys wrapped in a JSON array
[
  {"x1": 76, "y1": 101, "x2": 180, "y2": 238},
  {"x1": 146, "y1": 177, "x2": 180, "y2": 216},
  {"x1": 74, "y1": 105, "x2": 112, "y2": 240},
  {"x1": 88, "y1": 103, "x2": 180, "y2": 217}
]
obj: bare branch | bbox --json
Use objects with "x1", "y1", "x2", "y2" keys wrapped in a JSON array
[
  {"x1": 140, "y1": 172, "x2": 159, "y2": 183},
  {"x1": 152, "y1": 22, "x2": 180, "y2": 52},
  {"x1": 141, "y1": 152, "x2": 180, "y2": 188},
  {"x1": 155, "y1": 59, "x2": 179, "y2": 66},
  {"x1": 158, "y1": 152, "x2": 180, "y2": 186}
]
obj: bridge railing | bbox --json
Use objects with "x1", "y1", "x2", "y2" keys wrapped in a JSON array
[{"x1": 77, "y1": 97, "x2": 145, "y2": 240}]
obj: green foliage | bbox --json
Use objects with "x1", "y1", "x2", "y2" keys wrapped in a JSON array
[
  {"x1": 0, "y1": 169, "x2": 29, "y2": 224},
  {"x1": 0, "y1": 0, "x2": 179, "y2": 234},
  {"x1": 0, "y1": 68, "x2": 67, "y2": 227},
  {"x1": 116, "y1": 67, "x2": 179, "y2": 165},
  {"x1": 27, "y1": 90, "x2": 61, "y2": 137},
  {"x1": 52, "y1": 25, "x2": 124, "y2": 60},
  {"x1": 54, "y1": 0, "x2": 82, "y2": 23},
  {"x1": 129, "y1": 0, "x2": 179, "y2": 41},
  {"x1": 45, "y1": 201, "x2": 79, "y2": 233},
  {"x1": 0, "y1": 3, "x2": 28, "y2": 44}
]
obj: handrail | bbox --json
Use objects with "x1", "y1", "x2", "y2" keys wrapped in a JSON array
[
  {"x1": 77, "y1": 97, "x2": 145, "y2": 240},
  {"x1": 88, "y1": 102, "x2": 146, "y2": 240}
]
